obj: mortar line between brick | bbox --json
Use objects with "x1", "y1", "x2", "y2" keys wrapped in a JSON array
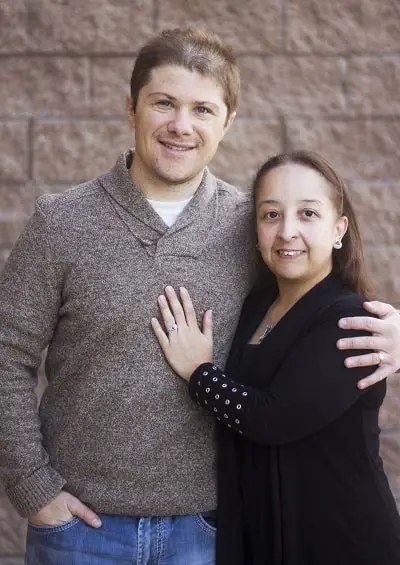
[
  {"x1": 339, "y1": 57, "x2": 349, "y2": 114},
  {"x1": 21, "y1": 117, "x2": 127, "y2": 124},
  {"x1": 281, "y1": 0, "x2": 287, "y2": 54},
  {"x1": 153, "y1": 0, "x2": 159, "y2": 32},
  {"x1": 278, "y1": 113, "x2": 288, "y2": 152},
  {"x1": 2, "y1": 114, "x2": 400, "y2": 124},
  {"x1": 0, "y1": 52, "x2": 140, "y2": 59},
  {"x1": 27, "y1": 118, "x2": 34, "y2": 180},
  {"x1": 88, "y1": 57, "x2": 95, "y2": 118},
  {"x1": 0, "y1": 51, "x2": 400, "y2": 59},
  {"x1": 236, "y1": 53, "x2": 400, "y2": 61},
  {"x1": 24, "y1": 0, "x2": 32, "y2": 37},
  {"x1": 234, "y1": 114, "x2": 400, "y2": 122}
]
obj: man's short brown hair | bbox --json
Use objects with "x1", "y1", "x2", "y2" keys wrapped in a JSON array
[{"x1": 130, "y1": 28, "x2": 240, "y2": 119}]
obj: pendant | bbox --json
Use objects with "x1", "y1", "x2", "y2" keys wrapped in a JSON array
[{"x1": 259, "y1": 324, "x2": 273, "y2": 343}]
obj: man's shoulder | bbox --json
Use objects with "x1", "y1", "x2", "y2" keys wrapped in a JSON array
[
  {"x1": 35, "y1": 177, "x2": 103, "y2": 222},
  {"x1": 214, "y1": 176, "x2": 252, "y2": 206}
]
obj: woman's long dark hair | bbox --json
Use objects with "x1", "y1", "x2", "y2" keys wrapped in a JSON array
[{"x1": 252, "y1": 151, "x2": 375, "y2": 299}]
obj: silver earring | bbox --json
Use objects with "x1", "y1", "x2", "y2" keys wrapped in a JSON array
[{"x1": 334, "y1": 239, "x2": 342, "y2": 249}]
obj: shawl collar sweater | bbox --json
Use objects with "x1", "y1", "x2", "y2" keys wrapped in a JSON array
[{"x1": 0, "y1": 151, "x2": 259, "y2": 517}]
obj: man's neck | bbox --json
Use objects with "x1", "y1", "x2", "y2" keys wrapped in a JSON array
[{"x1": 130, "y1": 159, "x2": 205, "y2": 202}]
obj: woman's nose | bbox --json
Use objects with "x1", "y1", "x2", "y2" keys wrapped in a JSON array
[{"x1": 278, "y1": 217, "x2": 298, "y2": 240}]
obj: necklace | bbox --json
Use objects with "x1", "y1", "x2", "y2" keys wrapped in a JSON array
[
  {"x1": 259, "y1": 323, "x2": 274, "y2": 342},
  {"x1": 259, "y1": 307, "x2": 274, "y2": 343}
]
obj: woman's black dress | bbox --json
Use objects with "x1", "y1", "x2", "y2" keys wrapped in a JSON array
[{"x1": 189, "y1": 273, "x2": 400, "y2": 565}]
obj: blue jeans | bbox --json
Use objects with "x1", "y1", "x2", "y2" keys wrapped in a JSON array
[{"x1": 25, "y1": 512, "x2": 216, "y2": 564}]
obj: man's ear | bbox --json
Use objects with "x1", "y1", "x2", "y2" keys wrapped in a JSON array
[
  {"x1": 126, "y1": 95, "x2": 135, "y2": 129},
  {"x1": 223, "y1": 110, "x2": 236, "y2": 136}
]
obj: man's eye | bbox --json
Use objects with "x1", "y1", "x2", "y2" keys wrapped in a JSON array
[
  {"x1": 302, "y1": 209, "x2": 317, "y2": 218},
  {"x1": 157, "y1": 100, "x2": 172, "y2": 108},
  {"x1": 196, "y1": 106, "x2": 211, "y2": 115}
]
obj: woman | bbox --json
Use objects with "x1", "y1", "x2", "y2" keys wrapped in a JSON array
[{"x1": 151, "y1": 151, "x2": 400, "y2": 564}]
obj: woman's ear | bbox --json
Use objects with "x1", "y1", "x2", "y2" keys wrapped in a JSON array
[{"x1": 336, "y1": 215, "x2": 348, "y2": 242}]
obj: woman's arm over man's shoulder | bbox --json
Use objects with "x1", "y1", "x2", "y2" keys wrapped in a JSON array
[{"x1": 190, "y1": 292, "x2": 383, "y2": 446}]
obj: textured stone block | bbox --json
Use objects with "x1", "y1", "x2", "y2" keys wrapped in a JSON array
[
  {"x1": 346, "y1": 57, "x2": 400, "y2": 117},
  {"x1": 347, "y1": 183, "x2": 400, "y2": 245},
  {"x1": 0, "y1": 123, "x2": 29, "y2": 184},
  {"x1": 92, "y1": 58, "x2": 133, "y2": 116},
  {"x1": 28, "y1": 0, "x2": 154, "y2": 53},
  {"x1": 0, "y1": 182, "x2": 70, "y2": 218},
  {"x1": 0, "y1": 1, "x2": 28, "y2": 53},
  {"x1": 1, "y1": 184, "x2": 39, "y2": 217},
  {"x1": 0, "y1": 489, "x2": 26, "y2": 555},
  {"x1": 286, "y1": 119, "x2": 400, "y2": 181},
  {"x1": 364, "y1": 246, "x2": 400, "y2": 304},
  {"x1": 210, "y1": 119, "x2": 282, "y2": 189},
  {"x1": 0, "y1": 214, "x2": 29, "y2": 250},
  {"x1": 0, "y1": 248, "x2": 11, "y2": 275},
  {"x1": 33, "y1": 120, "x2": 133, "y2": 183},
  {"x1": 0, "y1": 58, "x2": 90, "y2": 118},
  {"x1": 380, "y1": 431, "x2": 400, "y2": 506},
  {"x1": 287, "y1": 0, "x2": 400, "y2": 54},
  {"x1": 239, "y1": 56, "x2": 345, "y2": 118},
  {"x1": 158, "y1": 0, "x2": 283, "y2": 53}
]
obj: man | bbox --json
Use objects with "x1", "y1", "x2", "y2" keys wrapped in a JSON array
[{"x1": 0, "y1": 28, "x2": 399, "y2": 565}]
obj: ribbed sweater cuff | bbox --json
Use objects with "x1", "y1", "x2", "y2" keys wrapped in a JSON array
[{"x1": 6, "y1": 465, "x2": 66, "y2": 517}]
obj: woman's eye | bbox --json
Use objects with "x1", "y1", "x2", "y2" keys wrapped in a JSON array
[
  {"x1": 302, "y1": 209, "x2": 317, "y2": 218},
  {"x1": 264, "y1": 211, "x2": 279, "y2": 220}
]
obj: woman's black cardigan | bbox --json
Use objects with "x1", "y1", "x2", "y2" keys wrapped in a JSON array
[{"x1": 189, "y1": 274, "x2": 400, "y2": 565}]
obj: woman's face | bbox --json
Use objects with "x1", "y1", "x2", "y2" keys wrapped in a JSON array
[{"x1": 256, "y1": 163, "x2": 348, "y2": 289}]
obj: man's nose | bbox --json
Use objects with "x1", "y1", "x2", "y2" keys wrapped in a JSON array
[{"x1": 167, "y1": 108, "x2": 194, "y2": 136}]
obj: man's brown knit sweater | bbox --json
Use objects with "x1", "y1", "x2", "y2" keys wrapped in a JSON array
[{"x1": 0, "y1": 151, "x2": 259, "y2": 517}]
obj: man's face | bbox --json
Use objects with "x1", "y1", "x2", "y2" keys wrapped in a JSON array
[{"x1": 128, "y1": 65, "x2": 235, "y2": 189}]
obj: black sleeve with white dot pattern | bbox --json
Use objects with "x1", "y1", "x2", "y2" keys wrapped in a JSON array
[
  {"x1": 189, "y1": 362, "x2": 249, "y2": 435},
  {"x1": 188, "y1": 301, "x2": 383, "y2": 447}
]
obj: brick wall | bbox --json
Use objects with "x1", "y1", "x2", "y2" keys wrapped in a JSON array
[{"x1": 0, "y1": 0, "x2": 399, "y2": 561}]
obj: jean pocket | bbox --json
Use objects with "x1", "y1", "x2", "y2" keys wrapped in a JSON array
[
  {"x1": 196, "y1": 511, "x2": 217, "y2": 533},
  {"x1": 28, "y1": 516, "x2": 81, "y2": 534}
]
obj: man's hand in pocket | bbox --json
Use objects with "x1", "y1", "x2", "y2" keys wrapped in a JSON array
[{"x1": 28, "y1": 491, "x2": 102, "y2": 528}]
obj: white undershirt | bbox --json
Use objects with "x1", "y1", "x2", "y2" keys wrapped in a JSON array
[{"x1": 147, "y1": 196, "x2": 193, "y2": 227}]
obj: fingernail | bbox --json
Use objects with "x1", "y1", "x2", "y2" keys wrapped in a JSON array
[
  {"x1": 93, "y1": 518, "x2": 102, "y2": 527},
  {"x1": 165, "y1": 286, "x2": 173, "y2": 292},
  {"x1": 339, "y1": 319, "x2": 347, "y2": 328},
  {"x1": 337, "y1": 340, "x2": 344, "y2": 349}
]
